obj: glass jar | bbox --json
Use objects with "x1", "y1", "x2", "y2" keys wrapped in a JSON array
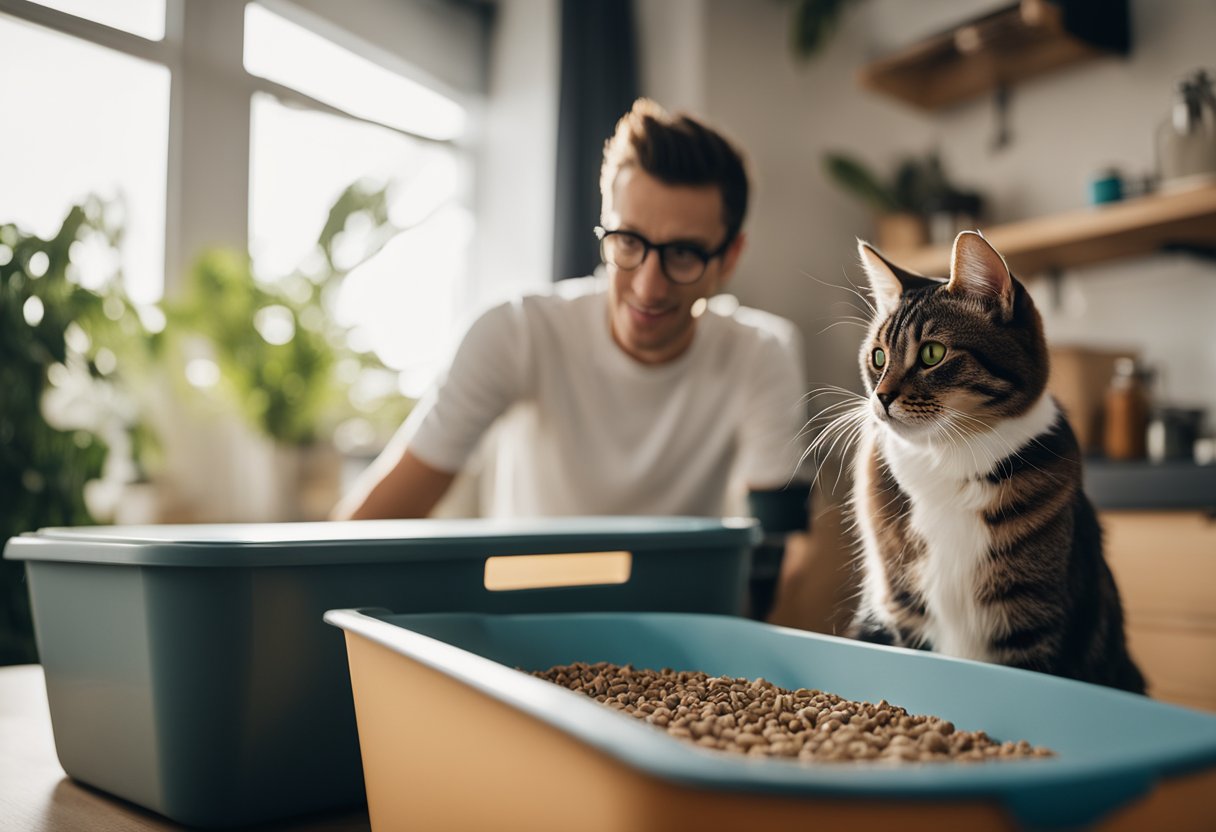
[
  {"x1": 1103, "y1": 358, "x2": 1151, "y2": 461},
  {"x1": 1156, "y1": 69, "x2": 1216, "y2": 189}
]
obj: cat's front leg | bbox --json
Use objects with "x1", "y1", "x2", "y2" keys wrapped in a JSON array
[{"x1": 847, "y1": 613, "x2": 900, "y2": 647}]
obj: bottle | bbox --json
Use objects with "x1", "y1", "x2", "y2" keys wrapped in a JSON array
[
  {"x1": 1103, "y1": 358, "x2": 1150, "y2": 461},
  {"x1": 1156, "y1": 69, "x2": 1216, "y2": 189}
]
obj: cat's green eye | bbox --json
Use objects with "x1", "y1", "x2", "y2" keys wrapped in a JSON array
[
  {"x1": 872, "y1": 348, "x2": 886, "y2": 369},
  {"x1": 919, "y1": 341, "x2": 946, "y2": 367}
]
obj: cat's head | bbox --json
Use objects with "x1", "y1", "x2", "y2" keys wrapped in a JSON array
[{"x1": 857, "y1": 231, "x2": 1047, "y2": 440}]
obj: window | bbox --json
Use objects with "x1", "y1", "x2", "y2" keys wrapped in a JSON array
[
  {"x1": 1, "y1": 1, "x2": 475, "y2": 395},
  {"x1": 22, "y1": 0, "x2": 166, "y2": 40},
  {"x1": 0, "y1": 12, "x2": 169, "y2": 303},
  {"x1": 243, "y1": 3, "x2": 464, "y2": 141},
  {"x1": 249, "y1": 94, "x2": 472, "y2": 396},
  {"x1": 244, "y1": 3, "x2": 473, "y2": 397}
]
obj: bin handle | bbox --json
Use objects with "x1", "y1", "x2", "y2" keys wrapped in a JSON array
[{"x1": 483, "y1": 550, "x2": 632, "y2": 592}]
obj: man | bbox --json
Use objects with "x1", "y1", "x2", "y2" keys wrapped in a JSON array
[{"x1": 334, "y1": 99, "x2": 810, "y2": 573}]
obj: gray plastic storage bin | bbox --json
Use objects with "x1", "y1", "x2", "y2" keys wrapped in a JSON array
[{"x1": 3, "y1": 516, "x2": 757, "y2": 828}]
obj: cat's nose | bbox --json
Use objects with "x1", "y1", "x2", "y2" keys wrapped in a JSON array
[{"x1": 876, "y1": 391, "x2": 896, "y2": 412}]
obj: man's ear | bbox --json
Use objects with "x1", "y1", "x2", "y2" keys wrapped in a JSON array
[
  {"x1": 858, "y1": 240, "x2": 907, "y2": 317},
  {"x1": 947, "y1": 231, "x2": 1013, "y2": 320},
  {"x1": 717, "y1": 231, "x2": 746, "y2": 288}
]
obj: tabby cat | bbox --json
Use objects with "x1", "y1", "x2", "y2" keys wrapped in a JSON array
[{"x1": 845, "y1": 230, "x2": 1145, "y2": 694}]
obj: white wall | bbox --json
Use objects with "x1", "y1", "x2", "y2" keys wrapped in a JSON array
[
  {"x1": 699, "y1": 0, "x2": 933, "y2": 400},
  {"x1": 693, "y1": 0, "x2": 1216, "y2": 421},
  {"x1": 468, "y1": 0, "x2": 560, "y2": 314},
  {"x1": 636, "y1": 0, "x2": 708, "y2": 115}
]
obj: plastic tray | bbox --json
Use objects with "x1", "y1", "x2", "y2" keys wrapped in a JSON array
[{"x1": 326, "y1": 609, "x2": 1216, "y2": 832}]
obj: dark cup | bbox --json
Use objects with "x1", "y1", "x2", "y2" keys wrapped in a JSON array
[{"x1": 1147, "y1": 407, "x2": 1206, "y2": 463}]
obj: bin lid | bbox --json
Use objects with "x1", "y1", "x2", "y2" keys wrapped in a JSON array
[{"x1": 3, "y1": 516, "x2": 760, "y2": 567}]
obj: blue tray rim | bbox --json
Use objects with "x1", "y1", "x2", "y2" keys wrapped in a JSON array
[{"x1": 324, "y1": 608, "x2": 1216, "y2": 829}]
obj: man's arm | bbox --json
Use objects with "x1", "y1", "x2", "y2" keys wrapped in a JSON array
[
  {"x1": 331, "y1": 448, "x2": 456, "y2": 520},
  {"x1": 333, "y1": 300, "x2": 529, "y2": 521}
]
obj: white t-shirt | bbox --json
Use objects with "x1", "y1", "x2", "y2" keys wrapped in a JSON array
[{"x1": 403, "y1": 276, "x2": 809, "y2": 518}]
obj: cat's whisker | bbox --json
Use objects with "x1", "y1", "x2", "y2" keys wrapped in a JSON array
[
  {"x1": 939, "y1": 414, "x2": 983, "y2": 476},
  {"x1": 803, "y1": 383, "x2": 867, "y2": 399},
  {"x1": 799, "y1": 385, "x2": 867, "y2": 408},
  {"x1": 817, "y1": 319, "x2": 869, "y2": 336},
  {"x1": 937, "y1": 404, "x2": 1016, "y2": 480},
  {"x1": 803, "y1": 424, "x2": 862, "y2": 482},
  {"x1": 789, "y1": 392, "x2": 866, "y2": 492},
  {"x1": 791, "y1": 391, "x2": 866, "y2": 458},
  {"x1": 806, "y1": 400, "x2": 867, "y2": 425},
  {"x1": 940, "y1": 403, "x2": 1066, "y2": 484},
  {"x1": 831, "y1": 421, "x2": 867, "y2": 494},
  {"x1": 808, "y1": 408, "x2": 866, "y2": 453},
  {"x1": 837, "y1": 264, "x2": 877, "y2": 314},
  {"x1": 817, "y1": 312, "x2": 872, "y2": 328},
  {"x1": 798, "y1": 268, "x2": 876, "y2": 317},
  {"x1": 807, "y1": 399, "x2": 866, "y2": 429},
  {"x1": 796, "y1": 402, "x2": 864, "y2": 445},
  {"x1": 803, "y1": 410, "x2": 867, "y2": 493},
  {"x1": 940, "y1": 401, "x2": 1072, "y2": 473},
  {"x1": 808, "y1": 396, "x2": 868, "y2": 416},
  {"x1": 817, "y1": 425, "x2": 861, "y2": 497}
]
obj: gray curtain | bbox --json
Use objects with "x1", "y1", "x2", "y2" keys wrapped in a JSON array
[{"x1": 552, "y1": 0, "x2": 639, "y2": 282}]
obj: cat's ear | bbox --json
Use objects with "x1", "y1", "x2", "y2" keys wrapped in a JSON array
[
  {"x1": 858, "y1": 241, "x2": 903, "y2": 316},
  {"x1": 858, "y1": 240, "x2": 926, "y2": 317},
  {"x1": 947, "y1": 231, "x2": 1013, "y2": 319}
]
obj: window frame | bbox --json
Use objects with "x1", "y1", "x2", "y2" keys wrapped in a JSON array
[{"x1": 0, "y1": 0, "x2": 471, "y2": 298}]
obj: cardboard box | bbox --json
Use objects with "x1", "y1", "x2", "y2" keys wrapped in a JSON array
[{"x1": 1049, "y1": 345, "x2": 1138, "y2": 454}]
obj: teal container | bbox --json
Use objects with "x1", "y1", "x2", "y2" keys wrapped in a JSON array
[
  {"x1": 326, "y1": 609, "x2": 1216, "y2": 831},
  {"x1": 3, "y1": 517, "x2": 756, "y2": 828}
]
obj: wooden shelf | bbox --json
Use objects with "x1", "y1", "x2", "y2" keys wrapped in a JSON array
[
  {"x1": 883, "y1": 181, "x2": 1216, "y2": 277},
  {"x1": 857, "y1": 0, "x2": 1129, "y2": 112}
]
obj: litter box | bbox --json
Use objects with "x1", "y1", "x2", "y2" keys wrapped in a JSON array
[
  {"x1": 3, "y1": 516, "x2": 756, "y2": 827},
  {"x1": 325, "y1": 609, "x2": 1216, "y2": 832}
]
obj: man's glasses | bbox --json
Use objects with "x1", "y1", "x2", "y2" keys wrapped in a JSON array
[{"x1": 594, "y1": 226, "x2": 731, "y2": 285}]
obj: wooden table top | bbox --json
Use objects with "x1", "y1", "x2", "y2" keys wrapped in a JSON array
[{"x1": 0, "y1": 665, "x2": 371, "y2": 832}]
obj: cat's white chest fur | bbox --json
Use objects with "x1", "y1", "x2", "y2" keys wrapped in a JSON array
[{"x1": 876, "y1": 395, "x2": 1059, "y2": 661}]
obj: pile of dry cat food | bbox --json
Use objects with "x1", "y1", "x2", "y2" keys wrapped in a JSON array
[{"x1": 532, "y1": 662, "x2": 1053, "y2": 763}]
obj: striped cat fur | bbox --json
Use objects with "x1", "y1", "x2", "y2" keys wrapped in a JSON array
[{"x1": 843, "y1": 231, "x2": 1145, "y2": 694}]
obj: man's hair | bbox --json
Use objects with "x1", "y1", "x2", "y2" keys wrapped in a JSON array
[{"x1": 600, "y1": 98, "x2": 749, "y2": 244}]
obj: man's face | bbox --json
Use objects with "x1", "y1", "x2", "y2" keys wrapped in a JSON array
[{"x1": 601, "y1": 167, "x2": 744, "y2": 365}]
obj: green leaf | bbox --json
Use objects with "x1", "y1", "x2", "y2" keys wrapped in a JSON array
[
  {"x1": 789, "y1": 0, "x2": 853, "y2": 60},
  {"x1": 822, "y1": 152, "x2": 900, "y2": 213}
]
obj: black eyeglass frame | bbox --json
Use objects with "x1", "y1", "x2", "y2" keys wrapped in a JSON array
[{"x1": 593, "y1": 225, "x2": 734, "y2": 285}]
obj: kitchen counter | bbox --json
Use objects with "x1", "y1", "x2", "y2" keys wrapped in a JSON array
[
  {"x1": 1084, "y1": 459, "x2": 1216, "y2": 511},
  {"x1": 1101, "y1": 510, "x2": 1216, "y2": 712},
  {"x1": 0, "y1": 665, "x2": 370, "y2": 832}
]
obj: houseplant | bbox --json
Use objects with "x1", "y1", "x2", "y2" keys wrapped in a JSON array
[
  {"x1": 788, "y1": 0, "x2": 856, "y2": 60},
  {"x1": 162, "y1": 181, "x2": 413, "y2": 519},
  {"x1": 822, "y1": 150, "x2": 982, "y2": 250},
  {"x1": 0, "y1": 197, "x2": 154, "y2": 664}
]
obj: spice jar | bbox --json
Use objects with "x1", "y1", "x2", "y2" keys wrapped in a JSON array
[{"x1": 1103, "y1": 358, "x2": 1151, "y2": 461}]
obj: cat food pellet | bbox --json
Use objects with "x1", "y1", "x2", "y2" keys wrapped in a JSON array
[{"x1": 532, "y1": 662, "x2": 1053, "y2": 764}]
